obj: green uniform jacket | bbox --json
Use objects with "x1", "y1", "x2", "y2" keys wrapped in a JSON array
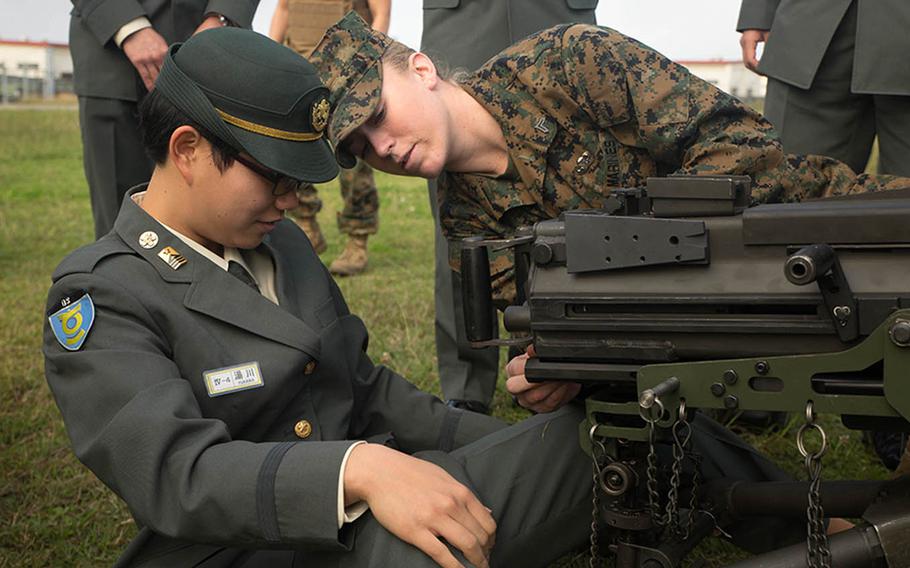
[
  {"x1": 421, "y1": 0, "x2": 598, "y2": 71},
  {"x1": 43, "y1": 189, "x2": 502, "y2": 562},
  {"x1": 737, "y1": 0, "x2": 910, "y2": 95},
  {"x1": 438, "y1": 24, "x2": 908, "y2": 300},
  {"x1": 69, "y1": 0, "x2": 259, "y2": 100}
]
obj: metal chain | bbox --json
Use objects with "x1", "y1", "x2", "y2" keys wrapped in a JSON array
[
  {"x1": 587, "y1": 424, "x2": 610, "y2": 568},
  {"x1": 642, "y1": 399, "x2": 666, "y2": 528},
  {"x1": 666, "y1": 403, "x2": 687, "y2": 535},
  {"x1": 670, "y1": 400, "x2": 696, "y2": 540},
  {"x1": 797, "y1": 402, "x2": 831, "y2": 568},
  {"x1": 686, "y1": 450, "x2": 701, "y2": 542}
]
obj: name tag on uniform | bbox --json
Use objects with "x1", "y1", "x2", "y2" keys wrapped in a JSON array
[{"x1": 203, "y1": 362, "x2": 264, "y2": 397}]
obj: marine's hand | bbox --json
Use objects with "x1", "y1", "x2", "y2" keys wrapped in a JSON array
[
  {"x1": 506, "y1": 345, "x2": 581, "y2": 413},
  {"x1": 740, "y1": 29, "x2": 769, "y2": 73},
  {"x1": 193, "y1": 14, "x2": 225, "y2": 36},
  {"x1": 122, "y1": 27, "x2": 168, "y2": 91},
  {"x1": 344, "y1": 444, "x2": 495, "y2": 568}
]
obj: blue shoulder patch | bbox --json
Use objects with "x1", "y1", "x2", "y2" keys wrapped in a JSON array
[{"x1": 48, "y1": 293, "x2": 95, "y2": 351}]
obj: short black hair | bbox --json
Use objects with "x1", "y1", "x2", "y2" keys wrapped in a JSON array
[{"x1": 138, "y1": 88, "x2": 238, "y2": 171}]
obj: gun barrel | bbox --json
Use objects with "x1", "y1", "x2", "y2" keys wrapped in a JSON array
[{"x1": 785, "y1": 244, "x2": 835, "y2": 285}]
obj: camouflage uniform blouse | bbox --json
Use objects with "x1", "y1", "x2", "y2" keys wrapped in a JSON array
[{"x1": 437, "y1": 24, "x2": 906, "y2": 301}]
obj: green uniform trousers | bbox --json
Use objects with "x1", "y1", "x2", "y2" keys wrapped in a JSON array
[
  {"x1": 764, "y1": 1, "x2": 910, "y2": 176},
  {"x1": 116, "y1": 408, "x2": 805, "y2": 566},
  {"x1": 78, "y1": 96, "x2": 155, "y2": 239}
]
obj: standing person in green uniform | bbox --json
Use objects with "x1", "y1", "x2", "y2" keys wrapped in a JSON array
[
  {"x1": 69, "y1": 0, "x2": 259, "y2": 240},
  {"x1": 420, "y1": 0, "x2": 598, "y2": 414},
  {"x1": 269, "y1": 0, "x2": 390, "y2": 275},
  {"x1": 738, "y1": 0, "x2": 910, "y2": 177}
]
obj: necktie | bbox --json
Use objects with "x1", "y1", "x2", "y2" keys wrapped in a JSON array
[{"x1": 227, "y1": 260, "x2": 260, "y2": 293}]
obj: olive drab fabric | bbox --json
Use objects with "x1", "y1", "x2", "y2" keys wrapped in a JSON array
[
  {"x1": 285, "y1": 0, "x2": 372, "y2": 57},
  {"x1": 422, "y1": 0, "x2": 598, "y2": 72},
  {"x1": 737, "y1": 0, "x2": 910, "y2": 95},
  {"x1": 43, "y1": 189, "x2": 507, "y2": 566},
  {"x1": 737, "y1": 0, "x2": 910, "y2": 177},
  {"x1": 69, "y1": 0, "x2": 260, "y2": 238},
  {"x1": 69, "y1": 0, "x2": 260, "y2": 101},
  {"x1": 436, "y1": 24, "x2": 910, "y2": 301}
]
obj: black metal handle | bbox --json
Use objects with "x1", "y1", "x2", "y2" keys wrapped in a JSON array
[{"x1": 461, "y1": 237, "x2": 494, "y2": 343}]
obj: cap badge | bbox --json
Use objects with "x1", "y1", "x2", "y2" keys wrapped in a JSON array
[
  {"x1": 139, "y1": 231, "x2": 159, "y2": 249},
  {"x1": 158, "y1": 246, "x2": 188, "y2": 270},
  {"x1": 312, "y1": 98, "x2": 330, "y2": 133}
]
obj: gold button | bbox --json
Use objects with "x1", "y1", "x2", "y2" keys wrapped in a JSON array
[
  {"x1": 294, "y1": 420, "x2": 312, "y2": 439},
  {"x1": 304, "y1": 361, "x2": 317, "y2": 375}
]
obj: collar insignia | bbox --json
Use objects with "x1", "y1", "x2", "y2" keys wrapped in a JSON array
[
  {"x1": 158, "y1": 246, "x2": 188, "y2": 270},
  {"x1": 139, "y1": 231, "x2": 159, "y2": 249}
]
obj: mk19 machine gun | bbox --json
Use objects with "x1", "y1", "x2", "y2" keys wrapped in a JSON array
[{"x1": 461, "y1": 176, "x2": 910, "y2": 568}]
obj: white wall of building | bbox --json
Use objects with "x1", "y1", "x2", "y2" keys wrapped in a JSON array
[
  {"x1": 0, "y1": 40, "x2": 72, "y2": 100},
  {"x1": 0, "y1": 41, "x2": 72, "y2": 78},
  {"x1": 681, "y1": 60, "x2": 767, "y2": 101}
]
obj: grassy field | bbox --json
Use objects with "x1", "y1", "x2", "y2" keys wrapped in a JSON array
[{"x1": 0, "y1": 109, "x2": 891, "y2": 567}]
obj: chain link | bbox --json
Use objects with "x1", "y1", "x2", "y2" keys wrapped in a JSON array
[
  {"x1": 670, "y1": 401, "x2": 696, "y2": 540},
  {"x1": 587, "y1": 424, "x2": 611, "y2": 567},
  {"x1": 642, "y1": 401, "x2": 667, "y2": 529},
  {"x1": 797, "y1": 402, "x2": 832, "y2": 568}
]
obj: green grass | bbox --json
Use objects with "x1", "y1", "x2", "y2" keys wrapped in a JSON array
[{"x1": 0, "y1": 110, "x2": 892, "y2": 567}]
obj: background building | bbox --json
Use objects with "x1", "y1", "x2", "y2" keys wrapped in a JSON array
[
  {"x1": 0, "y1": 39, "x2": 72, "y2": 103},
  {"x1": 680, "y1": 59, "x2": 766, "y2": 104}
]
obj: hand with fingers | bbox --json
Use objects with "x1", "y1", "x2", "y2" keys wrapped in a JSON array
[
  {"x1": 506, "y1": 345, "x2": 581, "y2": 414},
  {"x1": 739, "y1": 29, "x2": 770, "y2": 73},
  {"x1": 121, "y1": 27, "x2": 169, "y2": 91},
  {"x1": 344, "y1": 444, "x2": 496, "y2": 568}
]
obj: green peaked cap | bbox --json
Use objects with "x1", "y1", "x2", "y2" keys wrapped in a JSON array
[{"x1": 156, "y1": 27, "x2": 338, "y2": 182}]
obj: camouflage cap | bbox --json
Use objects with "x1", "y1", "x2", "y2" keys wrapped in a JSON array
[{"x1": 309, "y1": 11, "x2": 393, "y2": 168}]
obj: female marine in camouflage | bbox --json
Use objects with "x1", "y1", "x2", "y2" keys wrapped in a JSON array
[{"x1": 310, "y1": 12, "x2": 907, "y2": 301}]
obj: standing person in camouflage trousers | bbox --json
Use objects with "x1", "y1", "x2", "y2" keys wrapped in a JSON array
[
  {"x1": 311, "y1": 13, "x2": 909, "y2": 304},
  {"x1": 269, "y1": 0, "x2": 390, "y2": 275}
]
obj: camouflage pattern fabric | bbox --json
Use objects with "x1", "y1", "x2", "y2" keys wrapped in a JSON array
[
  {"x1": 308, "y1": 11, "x2": 391, "y2": 168},
  {"x1": 288, "y1": 158, "x2": 379, "y2": 236},
  {"x1": 286, "y1": 9, "x2": 380, "y2": 236},
  {"x1": 284, "y1": 0, "x2": 372, "y2": 57},
  {"x1": 436, "y1": 24, "x2": 910, "y2": 302}
]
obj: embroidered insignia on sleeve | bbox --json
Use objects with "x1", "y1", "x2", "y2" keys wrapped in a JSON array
[
  {"x1": 48, "y1": 293, "x2": 95, "y2": 351},
  {"x1": 158, "y1": 246, "x2": 188, "y2": 270}
]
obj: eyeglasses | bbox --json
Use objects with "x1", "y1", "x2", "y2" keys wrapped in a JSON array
[{"x1": 233, "y1": 154, "x2": 307, "y2": 196}]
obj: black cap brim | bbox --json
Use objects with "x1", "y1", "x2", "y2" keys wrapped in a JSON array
[{"x1": 230, "y1": 125, "x2": 339, "y2": 184}]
